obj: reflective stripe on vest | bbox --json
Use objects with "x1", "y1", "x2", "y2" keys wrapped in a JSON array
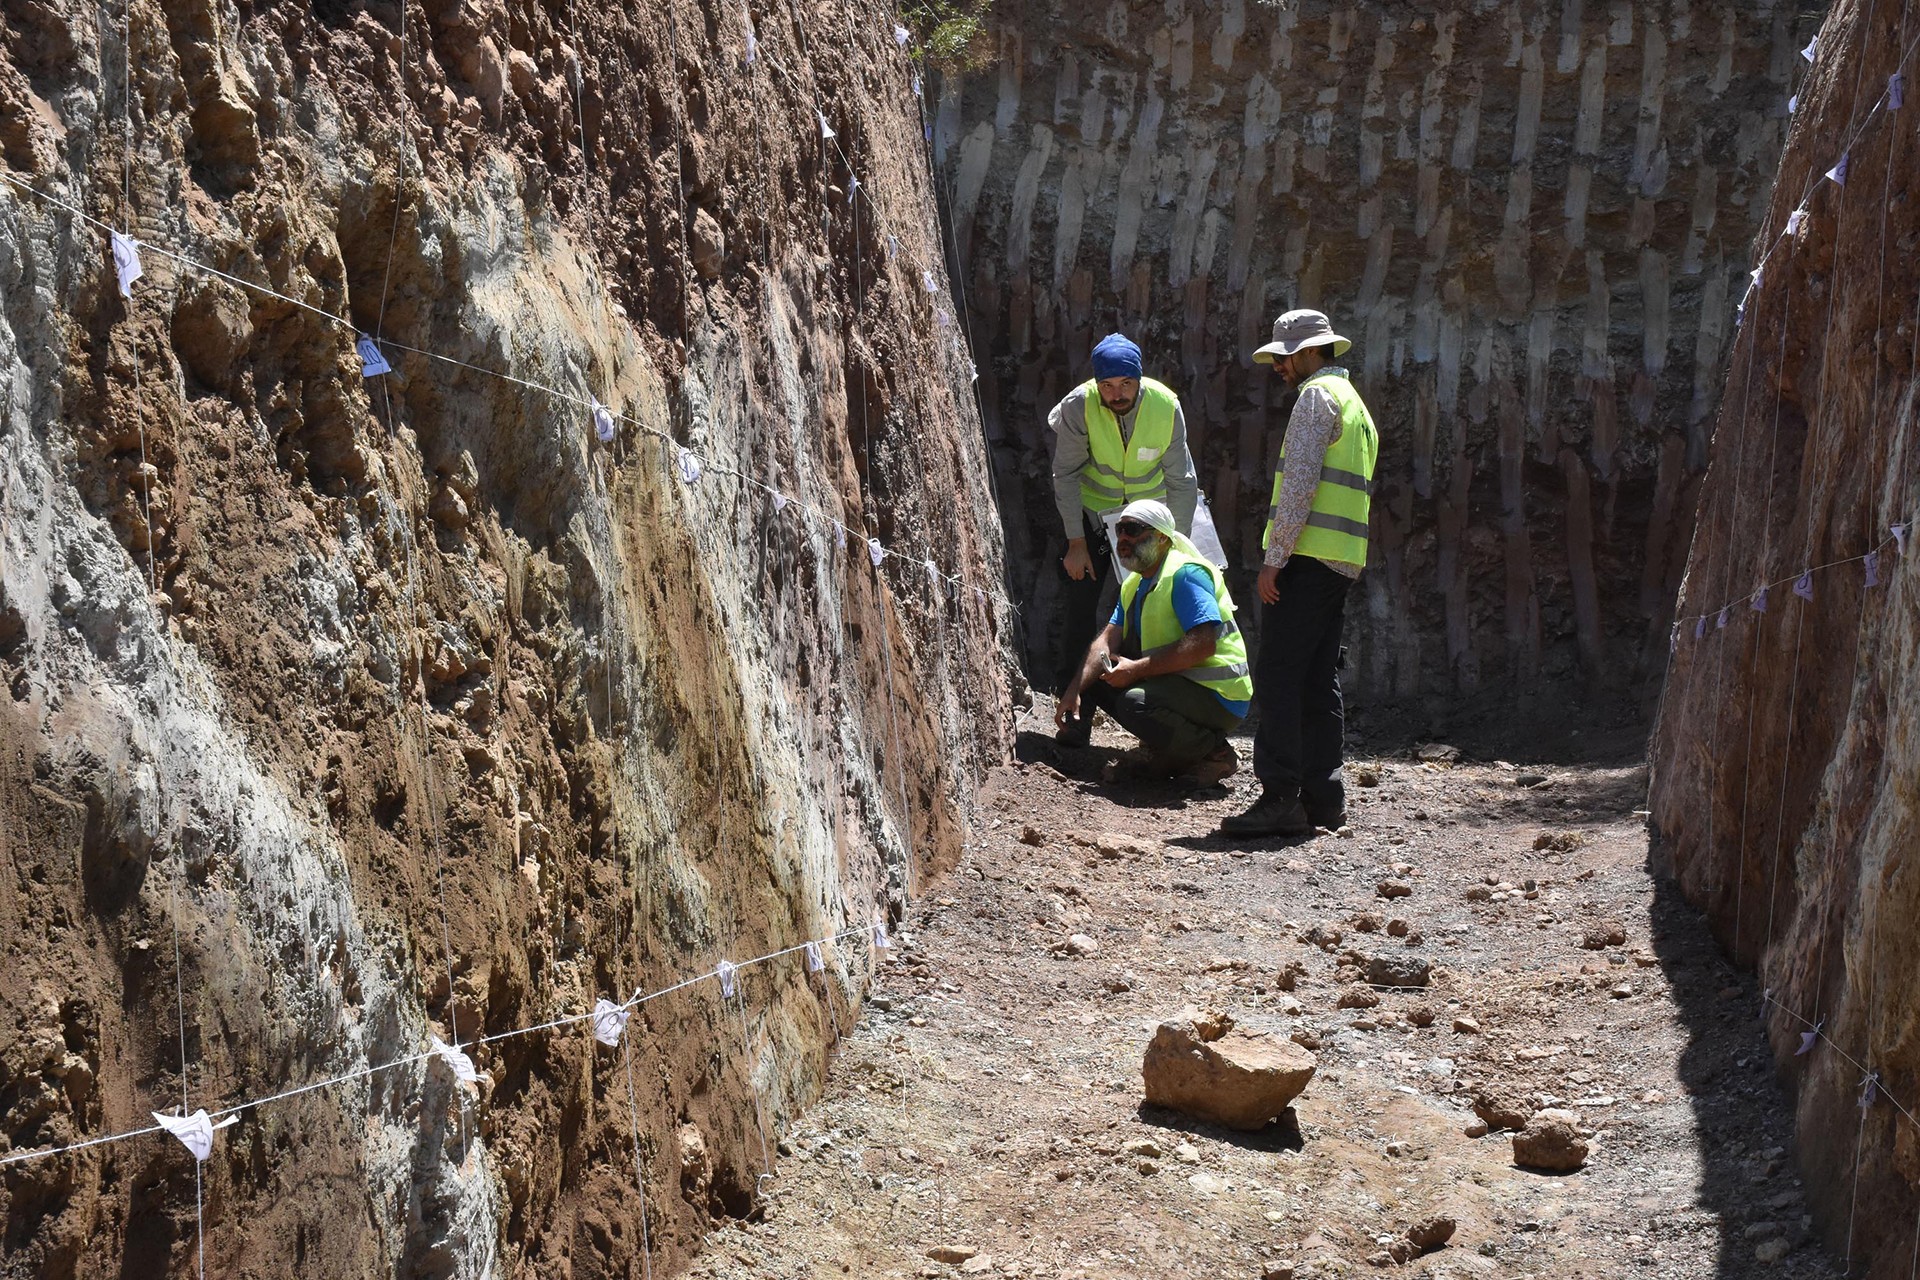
[
  {"x1": 1079, "y1": 377, "x2": 1178, "y2": 514},
  {"x1": 1263, "y1": 371, "x2": 1379, "y2": 568},
  {"x1": 1117, "y1": 544, "x2": 1254, "y2": 703}
]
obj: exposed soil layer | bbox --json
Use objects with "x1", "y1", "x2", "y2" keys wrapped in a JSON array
[
  {"x1": 1650, "y1": 0, "x2": 1920, "y2": 1273},
  {"x1": 680, "y1": 711, "x2": 1839, "y2": 1280},
  {"x1": 933, "y1": 0, "x2": 1819, "y2": 714},
  {"x1": 0, "y1": 0, "x2": 1009, "y2": 1275}
]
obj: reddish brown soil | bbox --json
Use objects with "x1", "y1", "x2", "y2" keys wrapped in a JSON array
[{"x1": 681, "y1": 710, "x2": 1841, "y2": 1280}]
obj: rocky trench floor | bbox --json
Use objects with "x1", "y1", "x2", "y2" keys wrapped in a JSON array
[{"x1": 681, "y1": 707, "x2": 1839, "y2": 1280}]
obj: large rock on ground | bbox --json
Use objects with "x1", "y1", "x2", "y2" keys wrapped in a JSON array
[
  {"x1": 1141, "y1": 1008, "x2": 1316, "y2": 1130},
  {"x1": 1512, "y1": 1109, "x2": 1589, "y2": 1171}
]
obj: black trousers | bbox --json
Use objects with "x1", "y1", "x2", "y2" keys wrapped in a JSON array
[
  {"x1": 1053, "y1": 510, "x2": 1121, "y2": 694},
  {"x1": 1082, "y1": 675, "x2": 1245, "y2": 771},
  {"x1": 1251, "y1": 556, "x2": 1352, "y2": 815}
]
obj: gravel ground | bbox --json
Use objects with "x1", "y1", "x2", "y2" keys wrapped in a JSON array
[{"x1": 680, "y1": 706, "x2": 1840, "y2": 1280}]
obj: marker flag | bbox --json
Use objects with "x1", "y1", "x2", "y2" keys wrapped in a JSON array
[
  {"x1": 592, "y1": 398, "x2": 616, "y2": 444},
  {"x1": 1794, "y1": 571, "x2": 1815, "y2": 601},
  {"x1": 1893, "y1": 522, "x2": 1910, "y2": 555},
  {"x1": 1893, "y1": 73, "x2": 1907, "y2": 111},
  {"x1": 772, "y1": 490, "x2": 789, "y2": 513},
  {"x1": 1826, "y1": 153, "x2": 1849, "y2": 186},
  {"x1": 868, "y1": 536, "x2": 885, "y2": 568},
  {"x1": 1861, "y1": 1072, "x2": 1881, "y2": 1110},
  {"x1": 1865, "y1": 551, "x2": 1881, "y2": 588},
  {"x1": 1788, "y1": 94, "x2": 1799, "y2": 115},
  {"x1": 1797, "y1": 1025, "x2": 1821, "y2": 1055},
  {"x1": 677, "y1": 446, "x2": 702, "y2": 484},
  {"x1": 926, "y1": 557, "x2": 941, "y2": 587},
  {"x1": 716, "y1": 959, "x2": 738, "y2": 998},
  {"x1": 152, "y1": 1110, "x2": 237, "y2": 1162},
  {"x1": 1752, "y1": 586, "x2": 1769, "y2": 613},
  {"x1": 893, "y1": 23, "x2": 910, "y2": 47},
  {"x1": 969, "y1": 360, "x2": 980, "y2": 383},
  {"x1": 1669, "y1": 625, "x2": 1680, "y2": 656},
  {"x1": 923, "y1": 269, "x2": 938, "y2": 293},
  {"x1": 912, "y1": 72, "x2": 923, "y2": 100},
  {"x1": 818, "y1": 110, "x2": 836, "y2": 141},
  {"x1": 937, "y1": 308, "x2": 952, "y2": 328},
  {"x1": 1802, "y1": 35, "x2": 1818, "y2": 62},
  {"x1": 743, "y1": 7, "x2": 757, "y2": 64},
  {"x1": 1787, "y1": 209, "x2": 1808, "y2": 237},
  {"x1": 872, "y1": 921, "x2": 891, "y2": 951},
  {"x1": 354, "y1": 334, "x2": 393, "y2": 378},
  {"x1": 1715, "y1": 607, "x2": 1730, "y2": 629},
  {"x1": 888, "y1": 234, "x2": 900, "y2": 260},
  {"x1": 848, "y1": 174, "x2": 861, "y2": 204},
  {"x1": 1694, "y1": 616, "x2": 1708, "y2": 640},
  {"x1": 110, "y1": 231, "x2": 143, "y2": 297},
  {"x1": 591, "y1": 998, "x2": 632, "y2": 1047},
  {"x1": 431, "y1": 1036, "x2": 484, "y2": 1087},
  {"x1": 834, "y1": 521, "x2": 848, "y2": 551},
  {"x1": 805, "y1": 940, "x2": 824, "y2": 973}
]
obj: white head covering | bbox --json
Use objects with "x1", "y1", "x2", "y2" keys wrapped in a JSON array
[{"x1": 1117, "y1": 498, "x2": 1208, "y2": 570}]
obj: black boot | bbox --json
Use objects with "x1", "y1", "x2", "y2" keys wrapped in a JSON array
[{"x1": 1218, "y1": 788, "x2": 1313, "y2": 838}]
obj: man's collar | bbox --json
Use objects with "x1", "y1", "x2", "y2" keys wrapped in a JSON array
[{"x1": 1302, "y1": 364, "x2": 1349, "y2": 384}]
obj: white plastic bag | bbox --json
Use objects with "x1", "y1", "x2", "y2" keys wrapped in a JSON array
[{"x1": 1188, "y1": 490, "x2": 1230, "y2": 568}]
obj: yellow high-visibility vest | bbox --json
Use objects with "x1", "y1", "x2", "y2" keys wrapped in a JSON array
[
  {"x1": 1263, "y1": 370, "x2": 1378, "y2": 568},
  {"x1": 1117, "y1": 543, "x2": 1254, "y2": 703},
  {"x1": 1078, "y1": 377, "x2": 1178, "y2": 514}
]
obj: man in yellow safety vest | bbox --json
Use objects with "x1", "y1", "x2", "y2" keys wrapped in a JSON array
[
  {"x1": 1053, "y1": 499, "x2": 1248, "y2": 784},
  {"x1": 1049, "y1": 333, "x2": 1197, "y2": 745},
  {"x1": 1220, "y1": 310, "x2": 1379, "y2": 839}
]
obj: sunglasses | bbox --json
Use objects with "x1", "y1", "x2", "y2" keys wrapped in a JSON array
[{"x1": 1114, "y1": 521, "x2": 1154, "y2": 538}]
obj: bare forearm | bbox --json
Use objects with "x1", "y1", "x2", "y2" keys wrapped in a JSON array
[
  {"x1": 1134, "y1": 625, "x2": 1218, "y2": 678},
  {"x1": 1069, "y1": 624, "x2": 1123, "y2": 694}
]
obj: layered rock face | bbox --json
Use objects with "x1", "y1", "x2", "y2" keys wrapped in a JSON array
[
  {"x1": 934, "y1": 0, "x2": 1810, "y2": 707},
  {"x1": 1651, "y1": 0, "x2": 1920, "y2": 1271},
  {"x1": 0, "y1": 0, "x2": 1008, "y2": 1275}
]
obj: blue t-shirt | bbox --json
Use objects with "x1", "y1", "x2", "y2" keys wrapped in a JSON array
[{"x1": 1112, "y1": 563, "x2": 1249, "y2": 715}]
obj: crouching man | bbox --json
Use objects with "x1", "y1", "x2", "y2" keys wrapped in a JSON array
[{"x1": 1052, "y1": 499, "x2": 1250, "y2": 784}]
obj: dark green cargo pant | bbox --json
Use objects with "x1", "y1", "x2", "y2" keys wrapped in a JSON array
[{"x1": 1082, "y1": 673, "x2": 1244, "y2": 772}]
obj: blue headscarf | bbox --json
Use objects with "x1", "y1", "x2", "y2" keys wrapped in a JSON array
[{"x1": 1091, "y1": 332, "x2": 1144, "y2": 380}]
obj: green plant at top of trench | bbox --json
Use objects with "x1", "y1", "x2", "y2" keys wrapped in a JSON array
[{"x1": 900, "y1": 0, "x2": 996, "y2": 73}]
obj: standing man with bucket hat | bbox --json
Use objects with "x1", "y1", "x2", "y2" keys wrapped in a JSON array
[
  {"x1": 1220, "y1": 310, "x2": 1379, "y2": 839},
  {"x1": 1048, "y1": 333, "x2": 1198, "y2": 746}
]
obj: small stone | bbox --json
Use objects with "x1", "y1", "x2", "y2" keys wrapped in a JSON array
[
  {"x1": 1610, "y1": 981, "x2": 1635, "y2": 999},
  {"x1": 926, "y1": 1246, "x2": 978, "y2": 1264},
  {"x1": 1366, "y1": 1250, "x2": 1395, "y2": 1267},
  {"x1": 1262, "y1": 1265, "x2": 1296, "y2": 1280},
  {"x1": 1512, "y1": 1108, "x2": 1589, "y2": 1171},
  {"x1": 1387, "y1": 918, "x2": 1410, "y2": 937},
  {"x1": 1463, "y1": 1118, "x2": 1489, "y2": 1138},
  {"x1": 1173, "y1": 1141, "x2": 1200, "y2": 1164},
  {"x1": 1350, "y1": 912, "x2": 1384, "y2": 933},
  {"x1": 1337, "y1": 984, "x2": 1382, "y2": 1009},
  {"x1": 1366, "y1": 954, "x2": 1431, "y2": 988},
  {"x1": 1408, "y1": 1005, "x2": 1436, "y2": 1028},
  {"x1": 1188, "y1": 1171, "x2": 1227, "y2": 1195},
  {"x1": 689, "y1": 206, "x2": 725, "y2": 280},
  {"x1": 1463, "y1": 885, "x2": 1493, "y2": 902},
  {"x1": 1019, "y1": 825, "x2": 1047, "y2": 846},
  {"x1": 1385, "y1": 1139, "x2": 1411, "y2": 1156},
  {"x1": 1291, "y1": 1029, "x2": 1322, "y2": 1051},
  {"x1": 1580, "y1": 923, "x2": 1628, "y2": 949},
  {"x1": 1406, "y1": 1216, "x2": 1457, "y2": 1251},
  {"x1": 1415, "y1": 742, "x2": 1461, "y2": 763},
  {"x1": 1471, "y1": 1084, "x2": 1534, "y2": 1131},
  {"x1": 1141, "y1": 1009, "x2": 1318, "y2": 1130},
  {"x1": 1755, "y1": 1239, "x2": 1791, "y2": 1265},
  {"x1": 1123, "y1": 1138, "x2": 1163, "y2": 1158},
  {"x1": 1515, "y1": 772, "x2": 1548, "y2": 787},
  {"x1": 1377, "y1": 879, "x2": 1413, "y2": 899},
  {"x1": 1452, "y1": 1016, "x2": 1481, "y2": 1034},
  {"x1": 960, "y1": 1258, "x2": 995, "y2": 1275},
  {"x1": 1062, "y1": 933, "x2": 1100, "y2": 957},
  {"x1": 1353, "y1": 765, "x2": 1383, "y2": 787}
]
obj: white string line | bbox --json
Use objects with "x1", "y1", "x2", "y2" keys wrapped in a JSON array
[
  {"x1": 1673, "y1": 522, "x2": 1907, "y2": 630},
  {"x1": 1763, "y1": 993, "x2": 1920, "y2": 1132},
  {"x1": 0, "y1": 925, "x2": 873, "y2": 1171},
  {"x1": 620, "y1": 1033, "x2": 657, "y2": 1280},
  {"x1": 0, "y1": 174, "x2": 1017, "y2": 613}
]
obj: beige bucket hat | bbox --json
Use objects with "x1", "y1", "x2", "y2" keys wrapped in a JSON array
[{"x1": 1252, "y1": 309, "x2": 1352, "y2": 362}]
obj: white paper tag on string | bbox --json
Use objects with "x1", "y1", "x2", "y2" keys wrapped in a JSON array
[
  {"x1": 926, "y1": 557, "x2": 941, "y2": 587},
  {"x1": 894, "y1": 23, "x2": 910, "y2": 47},
  {"x1": 922, "y1": 269, "x2": 938, "y2": 294},
  {"x1": 1693, "y1": 616, "x2": 1707, "y2": 640},
  {"x1": 1715, "y1": 607, "x2": 1729, "y2": 629},
  {"x1": 805, "y1": 940, "x2": 824, "y2": 973},
  {"x1": 1893, "y1": 522, "x2": 1910, "y2": 554},
  {"x1": 1826, "y1": 153, "x2": 1849, "y2": 186},
  {"x1": 1669, "y1": 626, "x2": 1679, "y2": 656},
  {"x1": 1787, "y1": 209, "x2": 1808, "y2": 237},
  {"x1": 817, "y1": 110, "x2": 836, "y2": 140},
  {"x1": 1860, "y1": 1072, "x2": 1880, "y2": 1110},
  {"x1": 1802, "y1": 35, "x2": 1818, "y2": 62},
  {"x1": 1797, "y1": 1022, "x2": 1821, "y2": 1055},
  {"x1": 872, "y1": 921, "x2": 891, "y2": 951},
  {"x1": 1787, "y1": 94, "x2": 1798, "y2": 115},
  {"x1": 110, "y1": 231, "x2": 143, "y2": 297},
  {"x1": 677, "y1": 447, "x2": 703, "y2": 484},
  {"x1": 848, "y1": 174, "x2": 861, "y2": 204},
  {"x1": 772, "y1": 490, "x2": 788, "y2": 513},
  {"x1": 1752, "y1": 586, "x2": 1769, "y2": 613},
  {"x1": 591, "y1": 398, "x2": 617, "y2": 444},
  {"x1": 1892, "y1": 73, "x2": 1907, "y2": 111},
  {"x1": 1750, "y1": 265, "x2": 1764, "y2": 292},
  {"x1": 716, "y1": 959, "x2": 738, "y2": 998},
  {"x1": 1794, "y1": 571, "x2": 1815, "y2": 601},
  {"x1": 937, "y1": 308, "x2": 952, "y2": 328},
  {"x1": 834, "y1": 522, "x2": 847, "y2": 551},
  {"x1": 152, "y1": 1109, "x2": 236, "y2": 1162},
  {"x1": 887, "y1": 234, "x2": 900, "y2": 260},
  {"x1": 743, "y1": 7, "x2": 757, "y2": 63},
  {"x1": 431, "y1": 1036, "x2": 484, "y2": 1087},
  {"x1": 591, "y1": 998, "x2": 632, "y2": 1047},
  {"x1": 1865, "y1": 551, "x2": 1881, "y2": 588},
  {"x1": 969, "y1": 360, "x2": 980, "y2": 383},
  {"x1": 867, "y1": 536, "x2": 885, "y2": 568},
  {"x1": 356, "y1": 334, "x2": 392, "y2": 377},
  {"x1": 912, "y1": 72, "x2": 923, "y2": 100}
]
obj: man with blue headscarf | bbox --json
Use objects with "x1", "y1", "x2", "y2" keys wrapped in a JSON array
[{"x1": 1048, "y1": 333, "x2": 1197, "y2": 745}]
